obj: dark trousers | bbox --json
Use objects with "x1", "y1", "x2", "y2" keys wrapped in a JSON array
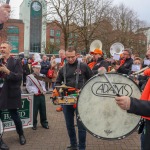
[
  {"x1": 62, "y1": 105, "x2": 86, "y2": 150},
  {"x1": 33, "y1": 95, "x2": 48, "y2": 127},
  {"x1": 0, "y1": 109, "x2": 23, "y2": 136}
]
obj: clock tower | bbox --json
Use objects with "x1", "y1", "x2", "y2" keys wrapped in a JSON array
[{"x1": 20, "y1": 0, "x2": 47, "y2": 56}]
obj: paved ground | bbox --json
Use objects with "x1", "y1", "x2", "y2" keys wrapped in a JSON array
[{"x1": 3, "y1": 94, "x2": 141, "y2": 150}]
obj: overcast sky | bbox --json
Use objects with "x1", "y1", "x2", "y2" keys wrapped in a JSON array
[{"x1": 8, "y1": 0, "x2": 150, "y2": 24}]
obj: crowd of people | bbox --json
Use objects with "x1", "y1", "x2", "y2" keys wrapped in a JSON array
[{"x1": 1, "y1": 2, "x2": 150, "y2": 150}]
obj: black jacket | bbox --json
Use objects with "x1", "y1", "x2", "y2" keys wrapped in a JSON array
[
  {"x1": 117, "y1": 58, "x2": 133, "y2": 75},
  {"x1": 56, "y1": 59, "x2": 93, "y2": 89},
  {"x1": 40, "y1": 60, "x2": 50, "y2": 75},
  {"x1": 0, "y1": 57, "x2": 23, "y2": 109},
  {"x1": 0, "y1": 24, "x2": 3, "y2": 30},
  {"x1": 92, "y1": 57, "x2": 109, "y2": 75}
]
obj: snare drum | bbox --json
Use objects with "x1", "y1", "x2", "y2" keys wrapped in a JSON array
[
  {"x1": 54, "y1": 96, "x2": 77, "y2": 105},
  {"x1": 77, "y1": 73, "x2": 141, "y2": 140}
]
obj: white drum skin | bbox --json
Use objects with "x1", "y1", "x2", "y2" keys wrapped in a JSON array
[{"x1": 77, "y1": 73, "x2": 141, "y2": 140}]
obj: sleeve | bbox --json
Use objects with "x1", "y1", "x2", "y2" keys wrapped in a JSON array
[
  {"x1": 0, "y1": 24, "x2": 3, "y2": 30},
  {"x1": 55, "y1": 67, "x2": 64, "y2": 86},
  {"x1": 127, "y1": 97, "x2": 150, "y2": 117},
  {"x1": 84, "y1": 64, "x2": 93, "y2": 80},
  {"x1": 6, "y1": 59, "x2": 23, "y2": 81},
  {"x1": 26, "y1": 76, "x2": 36, "y2": 94}
]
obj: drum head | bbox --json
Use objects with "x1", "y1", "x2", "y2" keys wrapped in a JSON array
[{"x1": 77, "y1": 73, "x2": 141, "y2": 140}]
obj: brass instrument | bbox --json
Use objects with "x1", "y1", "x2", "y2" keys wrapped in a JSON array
[{"x1": 90, "y1": 40, "x2": 102, "y2": 53}]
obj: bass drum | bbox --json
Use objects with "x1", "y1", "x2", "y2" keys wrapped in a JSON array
[{"x1": 77, "y1": 73, "x2": 141, "y2": 140}]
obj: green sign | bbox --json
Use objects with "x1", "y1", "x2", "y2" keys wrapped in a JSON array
[{"x1": 1, "y1": 94, "x2": 33, "y2": 132}]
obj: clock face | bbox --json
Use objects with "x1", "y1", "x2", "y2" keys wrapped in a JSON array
[{"x1": 32, "y1": 1, "x2": 41, "y2": 11}]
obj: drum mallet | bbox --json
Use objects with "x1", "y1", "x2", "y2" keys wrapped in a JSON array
[{"x1": 98, "y1": 67, "x2": 120, "y2": 96}]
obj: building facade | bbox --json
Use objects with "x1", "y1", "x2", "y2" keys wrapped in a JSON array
[{"x1": 20, "y1": 0, "x2": 47, "y2": 57}]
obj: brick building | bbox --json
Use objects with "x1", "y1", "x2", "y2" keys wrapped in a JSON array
[{"x1": 0, "y1": 19, "x2": 24, "y2": 54}]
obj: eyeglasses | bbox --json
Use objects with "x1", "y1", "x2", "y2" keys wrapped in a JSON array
[
  {"x1": 0, "y1": 47, "x2": 7, "y2": 49},
  {"x1": 66, "y1": 56, "x2": 76, "y2": 59}
]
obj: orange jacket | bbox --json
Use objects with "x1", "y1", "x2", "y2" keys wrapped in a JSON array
[
  {"x1": 144, "y1": 68, "x2": 150, "y2": 76},
  {"x1": 140, "y1": 78, "x2": 150, "y2": 120}
]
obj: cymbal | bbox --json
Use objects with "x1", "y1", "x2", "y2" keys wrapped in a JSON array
[
  {"x1": 55, "y1": 84, "x2": 73, "y2": 89},
  {"x1": 34, "y1": 75, "x2": 51, "y2": 82}
]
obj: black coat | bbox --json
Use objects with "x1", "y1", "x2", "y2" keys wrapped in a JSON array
[
  {"x1": 0, "y1": 24, "x2": 3, "y2": 30},
  {"x1": 117, "y1": 58, "x2": 133, "y2": 75},
  {"x1": 128, "y1": 98, "x2": 150, "y2": 150},
  {"x1": 56, "y1": 59, "x2": 93, "y2": 89},
  {"x1": 0, "y1": 57, "x2": 23, "y2": 109},
  {"x1": 92, "y1": 57, "x2": 109, "y2": 75}
]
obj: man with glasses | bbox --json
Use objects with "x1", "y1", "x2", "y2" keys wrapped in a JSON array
[
  {"x1": 0, "y1": 41, "x2": 26, "y2": 150},
  {"x1": 115, "y1": 49, "x2": 133, "y2": 75},
  {"x1": 55, "y1": 47, "x2": 93, "y2": 150}
]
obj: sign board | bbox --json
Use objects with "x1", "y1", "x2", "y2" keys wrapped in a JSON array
[{"x1": 0, "y1": 94, "x2": 33, "y2": 132}]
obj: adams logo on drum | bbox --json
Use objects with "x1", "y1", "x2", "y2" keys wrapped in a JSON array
[
  {"x1": 77, "y1": 73, "x2": 141, "y2": 140},
  {"x1": 92, "y1": 82, "x2": 133, "y2": 97}
]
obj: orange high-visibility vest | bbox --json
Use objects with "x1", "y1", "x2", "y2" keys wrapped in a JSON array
[
  {"x1": 140, "y1": 78, "x2": 150, "y2": 120},
  {"x1": 88, "y1": 61, "x2": 96, "y2": 70}
]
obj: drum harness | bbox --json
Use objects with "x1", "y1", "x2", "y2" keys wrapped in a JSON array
[{"x1": 62, "y1": 60, "x2": 81, "y2": 102}]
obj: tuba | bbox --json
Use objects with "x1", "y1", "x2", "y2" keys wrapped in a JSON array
[
  {"x1": 110, "y1": 42, "x2": 124, "y2": 56},
  {"x1": 90, "y1": 40, "x2": 102, "y2": 53}
]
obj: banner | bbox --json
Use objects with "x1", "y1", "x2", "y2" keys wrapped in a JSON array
[{"x1": 0, "y1": 94, "x2": 33, "y2": 132}]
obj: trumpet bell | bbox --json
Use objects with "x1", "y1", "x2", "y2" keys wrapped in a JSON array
[
  {"x1": 110, "y1": 42, "x2": 124, "y2": 56},
  {"x1": 90, "y1": 40, "x2": 102, "y2": 53}
]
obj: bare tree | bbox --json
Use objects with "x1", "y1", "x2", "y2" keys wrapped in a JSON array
[
  {"x1": 46, "y1": 0, "x2": 80, "y2": 50},
  {"x1": 73, "y1": 0, "x2": 112, "y2": 53}
]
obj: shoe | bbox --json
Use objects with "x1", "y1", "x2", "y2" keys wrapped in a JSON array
[
  {"x1": 65, "y1": 145, "x2": 78, "y2": 150},
  {"x1": 42, "y1": 125, "x2": 49, "y2": 129},
  {"x1": 32, "y1": 125, "x2": 37, "y2": 130},
  {"x1": 19, "y1": 135, "x2": 26, "y2": 145},
  {"x1": 56, "y1": 106, "x2": 63, "y2": 112},
  {"x1": 0, "y1": 139, "x2": 9, "y2": 150}
]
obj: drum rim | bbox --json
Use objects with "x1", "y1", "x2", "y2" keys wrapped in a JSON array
[{"x1": 77, "y1": 73, "x2": 141, "y2": 140}]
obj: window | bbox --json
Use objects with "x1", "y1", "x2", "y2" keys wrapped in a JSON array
[
  {"x1": 50, "y1": 29, "x2": 55, "y2": 36},
  {"x1": 7, "y1": 26, "x2": 19, "y2": 34},
  {"x1": 56, "y1": 39, "x2": 60, "y2": 45},
  {"x1": 7, "y1": 36, "x2": 19, "y2": 53},
  {"x1": 50, "y1": 38, "x2": 54, "y2": 43},
  {"x1": 74, "y1": 33, "x2": 78, "y2": 38},
  {"x1": 56, "y1": 30, "x2": 60, "y2": 37},
  {"x1": 69, "y1": 33, "x2": 73, "y2": 38}
]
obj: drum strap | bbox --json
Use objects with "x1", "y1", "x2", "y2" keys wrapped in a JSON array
[
  {"x1": 75, "y1": 60, "x2": 81, "y2": 89},
  {"x1": 63, "y1": 61, "x2": 66, "y2": 85},
  {"x1": 63, "y1": 60, "x2": 81, "y2": 89}
]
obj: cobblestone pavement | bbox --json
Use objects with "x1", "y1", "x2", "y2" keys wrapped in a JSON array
[{"x1": 3, "y1": 94, "x2": 141, "y2": 150}]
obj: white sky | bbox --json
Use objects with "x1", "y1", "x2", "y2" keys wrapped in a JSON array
[{"x1": 8, "y1": 0, "x2": 150, "y2": 24}]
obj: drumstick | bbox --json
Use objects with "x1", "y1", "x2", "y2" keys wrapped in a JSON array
[{"x1": 98, "y1": 68, "x2": 120, "y2": 96}]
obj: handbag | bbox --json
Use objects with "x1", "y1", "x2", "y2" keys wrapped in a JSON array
[{"x1": 47, "y1": 68, "x2": 54, "y2": 78}]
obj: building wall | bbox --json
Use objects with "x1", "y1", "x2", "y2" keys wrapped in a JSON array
[{"x1": 0, "y1": 19, "x2": 24, "y2": 54}]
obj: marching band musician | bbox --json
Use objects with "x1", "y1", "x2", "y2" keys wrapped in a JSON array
[
  {"x1": 0, "y1": 41, "x2": 26, "y2": 150},
  {"x1": 26, "y1": 61, "x2": 49, "y2": 130},
  {"x1": 115, "y1": 67, "x2": 150, "y2": 150},
  {"x1": 115, "y1": 49, "x2": 133, "y2": 75},
  {"x1": 90, "y1": 48, "x2": 108, "y2": 74},
  {"x1": 55, "y1": 47, "x2": 93, "y2": 150}
]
